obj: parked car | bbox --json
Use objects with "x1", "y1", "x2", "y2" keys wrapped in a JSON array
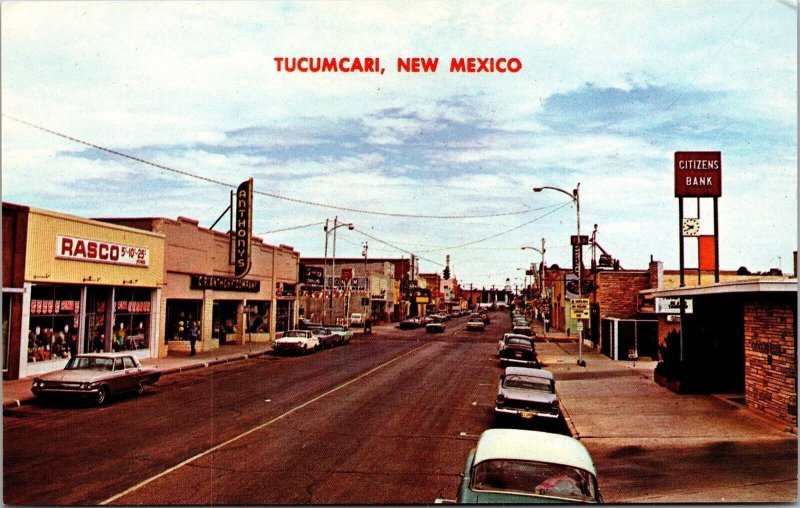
[
  {"x1": 495, "y1": 367, "x2": 560, "y2": 421},
  {"x1": 308, "y1": 327, "x2": 339, "y2": 348},
  {"x1": 272, "y1": 329, "x2": 320, "y2": 354},
  {"x1": 512, "y1": 324, "x2": 532, "y2": 337},
  {"x1": 426, "y1": 318, "x2": 445, "y2": 333},
  {"x1": 466, "y1": 318, "x2": 485, "y2": 331},
  {"x1": 399, "y1": 317, "x2": 421, "y2": 329},
  {"x1": 499, "y1": 336, "x2": 540, "y2": 367},
  {"x1": 326, "y1": 324, "x2": 353, "y2": 345},
  {"x1": 31, "y1": 353, "x2": 161, "y2": 405},
  {"x1": 456, "y1": 429, "x2": 602, "y2": 503},
  {"x1": 349, "y1": 313, "x2": 365, "y2": 326},
  {"x1": 498, "y1": 333, "x2": 533, "y2": 355},
  {"x1": 298, "y1": 318, "x2": 323, "y2": 331}
]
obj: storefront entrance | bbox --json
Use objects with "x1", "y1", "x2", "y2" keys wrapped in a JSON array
[{"x1": 213, "y1": 300, "x2": 240, "y2": 344}]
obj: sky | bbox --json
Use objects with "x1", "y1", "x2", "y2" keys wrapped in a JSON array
[{"x1": 2, "y1": 0, "x2": 797, "y2": 289}]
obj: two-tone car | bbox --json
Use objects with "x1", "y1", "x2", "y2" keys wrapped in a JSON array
[
  {"x1": 498, "y1": 333, "x2": 533, "y2": 355},
  {"x1": 308, "y1": 327, "x2": 339, "y2": 349},
  {"x1": 31, "y1": 353, "x2": 161, "y2": 405},
  {"x1": 466, "y1": 318, "x2": 485, "y2": 331},
  {"x1": 272, "y1": 329, "x2": 320, "y2": 354},
  {"x1": 495, "y1": 367, "x2": 560, "y2": 421},
  {"x1": 426, "y1": 317, "x2": 446, "y2": 333},
  {"x1": 457, "y1": 428, "x2": 602, "y2": 503},
  {"x1": 326, "y1": 324, "x2": 353, "y2": 345},
  {"x1": 499, "y1": 336, "x2": 540, "y2": 367}
]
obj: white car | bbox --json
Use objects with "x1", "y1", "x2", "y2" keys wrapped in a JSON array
[
  {"x1": 327, "y1": 325, "x2": 354, "y2": 345},
  {"x1": 495, "y1": 367, "x2": 560, "y2": 420},
  {"x1": 457, "y1": 429, "x2": 602, "y2": 503},
  {"x1": 349, "y1": 313, "x2": 365, "y2": 325},
  {"x1": 272, "y1": 330, "x2": 320, "y2": 354}
]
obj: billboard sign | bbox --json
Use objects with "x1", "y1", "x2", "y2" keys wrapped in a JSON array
[{"x1": 674, "y1": 151, "x2": 722, "y2": 197}]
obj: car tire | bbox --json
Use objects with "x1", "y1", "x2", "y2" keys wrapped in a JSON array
[
  {"x1": 137, "y1": 381, "x2": 145, "y2": 395},
  {"x1": 96, "y1": 386, "x2": 109, "y2": 406}
]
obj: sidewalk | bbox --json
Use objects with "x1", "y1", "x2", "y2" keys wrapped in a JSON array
[
  {"x1": 532, "y1": 321, "x2": 797, "y2": 503},
  {"x1": 3, "y1": 325, "x2": 389, "y2": 409}
]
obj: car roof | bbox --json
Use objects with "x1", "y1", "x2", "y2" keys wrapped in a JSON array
[
  {"x1": 504, "y1": 366, "x2": 554, "y2": 380},
  {"x1": 473, "y1": 429, "x2": 596, "y2": 474},
  {"x1": 503, "y1": 333, "x2": 530, "y2": 340},
  {"x1": 74, "y1": 352, "x2": 134, "y2": 359}
]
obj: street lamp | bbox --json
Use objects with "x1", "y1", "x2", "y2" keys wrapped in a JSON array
[
  {"x1": 533, "y1": 183, "x2": 586, "y2": 366},
  {"x1": 521, "y1": 238, "x2": 546, "y2": 293},
  {"x1": 323, "y1": 216, "x2": 354, "y2": 325}
]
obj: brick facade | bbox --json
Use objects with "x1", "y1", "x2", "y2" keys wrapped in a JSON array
[
  {"x1": 744, "y1": 297, "x2": 797, "y2": 427},
  {"x1": 596, "y1": 271, "x2": 650, "y2": 319}
]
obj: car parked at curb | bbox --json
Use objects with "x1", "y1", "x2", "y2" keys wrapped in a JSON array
[
  {"x1": 466, "y1": 318, "x2": 485, "y2": 331},
  {"x1": 498, "y1": 333, "x2": 533, "y2": 355},
  {"x1": 272, "y1": 329, "x2": 320, "y2": 354},
  {"x1": 456, "y1": 428, "x2": 602, "y2": 503},
  {"x1": 495, "y1": 367, "x2": 560, "y2": 421},
  {"x1": 326, "y1": 324, "x2": 353, "y2": 345},
  {"x1": 349, "y1": 313, "x2": 365, "y2": 326},
  {"x1": 31, "y1": 353, "x2": 161, "y2": 406},
  {"x1": 399, "y1": 317, "x2": 422, "y2": 329},
  {"x1": 499, "y1": 336, "x2": 540, "y2": 367},
  {"x1": 308, "y1": 327, "x2": 339, "y2": 349}
]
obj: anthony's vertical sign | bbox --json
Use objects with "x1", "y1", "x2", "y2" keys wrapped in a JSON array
[{"x1": 234, "y1": 178, "x2": 253, "y2": 278}]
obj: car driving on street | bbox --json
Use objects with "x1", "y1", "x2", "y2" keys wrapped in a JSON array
[
  {"x1": 426, "y1": 317, "x2": 445, "y2": 333},
  {"x1": 466, "y1": 318, "x2": 485, "y2": 331}
]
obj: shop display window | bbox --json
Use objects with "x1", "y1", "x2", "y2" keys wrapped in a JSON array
[
  {"x1": 166, "y1": 299, "x2": 202, "y2": 342},
  {"x1": 113, "y1": 288, "x2": 153, "y2": 351},
  {"x1": 28, "y1": 285, "x2": 81, "y2": 362},
  {"x1": 276, "y1": 300, "x2": 294, "y2": 333},
  {"x1": 246, "y1": 301, "x2": 270, "y2": 333}
]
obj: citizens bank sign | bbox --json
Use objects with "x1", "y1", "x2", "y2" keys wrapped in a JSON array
[
  {"x1": 55, "y1": 235, "x2": 150, "y2": 267},
  {"x1": 674, "y1": 151, "x2": 722, "y2": 197}
]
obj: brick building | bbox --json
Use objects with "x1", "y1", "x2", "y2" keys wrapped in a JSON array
[{"x1": 649, "y1": 279, "x2": 797, "y2": 428}]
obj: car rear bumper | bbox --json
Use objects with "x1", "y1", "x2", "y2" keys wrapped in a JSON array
[{"x1": 494, "y1": 406, "x2": 559, "y2": 419}]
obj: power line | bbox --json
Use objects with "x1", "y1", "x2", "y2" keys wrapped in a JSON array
[
  {"x1": 255, "y1": 221, "x2": 326, "y2": 236},
  {"x1": 4, "y1": 115, "x2": 546, "y2": 220}
]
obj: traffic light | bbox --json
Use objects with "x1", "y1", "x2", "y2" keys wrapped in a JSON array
[{"x1": 443, "y1": 266, "x2": 450, "y2": 280}]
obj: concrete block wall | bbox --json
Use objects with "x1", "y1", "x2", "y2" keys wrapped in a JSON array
[{"x1": 744, "y1": 298, "x2": 797, "y2": 428}]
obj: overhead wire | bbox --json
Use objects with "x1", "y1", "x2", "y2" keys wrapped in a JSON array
[{"x1": 4, "y1": 114, "x2": 546, "y2": 220}]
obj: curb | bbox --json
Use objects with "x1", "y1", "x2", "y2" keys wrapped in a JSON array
[{"x1": 3, "y1": 350, "x2": 272, "y2": 410}]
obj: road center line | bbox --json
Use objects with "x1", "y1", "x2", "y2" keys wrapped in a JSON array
[{"x1": 100, "y1": 342, "x2": 431, "y2": 505}]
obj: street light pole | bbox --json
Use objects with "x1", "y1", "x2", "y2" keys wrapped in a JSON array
[
  {"x1": 322, "y1": 219, "x2": 330, "y2": 325},
  {"x1": 533, "y1": 183, "x2": 585, "y2": 366},
  {"x1": 324, "y1": 216, "x2": 354, "y2": 326}
]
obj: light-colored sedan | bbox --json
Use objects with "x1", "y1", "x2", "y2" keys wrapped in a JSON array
[
  {"x1": 457, "y1": 429, "x2": 602, "y2": 503},
  {"x1": 327, "y1": 325, "x2": 354, "y2": 345},
  {"x1": 495, "y1": 367, "x2": 560, "y2": 421},
  {"x1": 272, "y1": 330, "x2": 320, "y2": 354},
  {"x1": 31, "y1": 353, "x2": 160, "y2": 405}
]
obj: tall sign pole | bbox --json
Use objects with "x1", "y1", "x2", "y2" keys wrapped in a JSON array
[
  {"x1": 675, "y1": 151, "x2": 722, "y2": 363},
  {"x1": 233, "y1": 178, "x2": 253, "y2": 278}
]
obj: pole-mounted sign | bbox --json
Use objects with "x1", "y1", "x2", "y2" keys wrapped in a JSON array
[
  {"x1": 233, "y1": 178, "x2": 253, "y2": 278},
  {"x1": 674, "y1": 151, "x2": 721, "y2": 197}
]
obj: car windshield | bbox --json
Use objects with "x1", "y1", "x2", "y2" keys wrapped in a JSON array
[
  {"x1": 329, "y1": 326, "x2": 345, "y2": 331},
  {"x1": 472, "y1": 459, "x2": 598, "y2": 502},
  {"x1": 65, "y1": 356, "x2": 114, "y2": 371},
  {"x1": 503, "y1": 375, "x2": 552, "y2": 392}
]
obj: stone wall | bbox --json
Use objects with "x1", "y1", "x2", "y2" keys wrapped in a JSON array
[{"x1": 744, "y1": 296, "x2": 797, "y2": 428}]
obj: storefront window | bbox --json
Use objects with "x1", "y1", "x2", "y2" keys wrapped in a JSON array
[
  {"x1": 165, "y1": 299, "x2": 202, "y2": 342},
  {"x1": 212, "y1": 300, "x2": 240, "y2": 344},
  {"x1": 28, "y1": 285, "x2": 81, "y2": 362},
  {"x1": 246, "y1": 301, "x2": 270, "y2": 333},
  {"x1": 276, "y1": 300, "x2": 294, "y2": 333},
  {"x1": 113, "y1": 288, "x2": 152, "y2": 350}
]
